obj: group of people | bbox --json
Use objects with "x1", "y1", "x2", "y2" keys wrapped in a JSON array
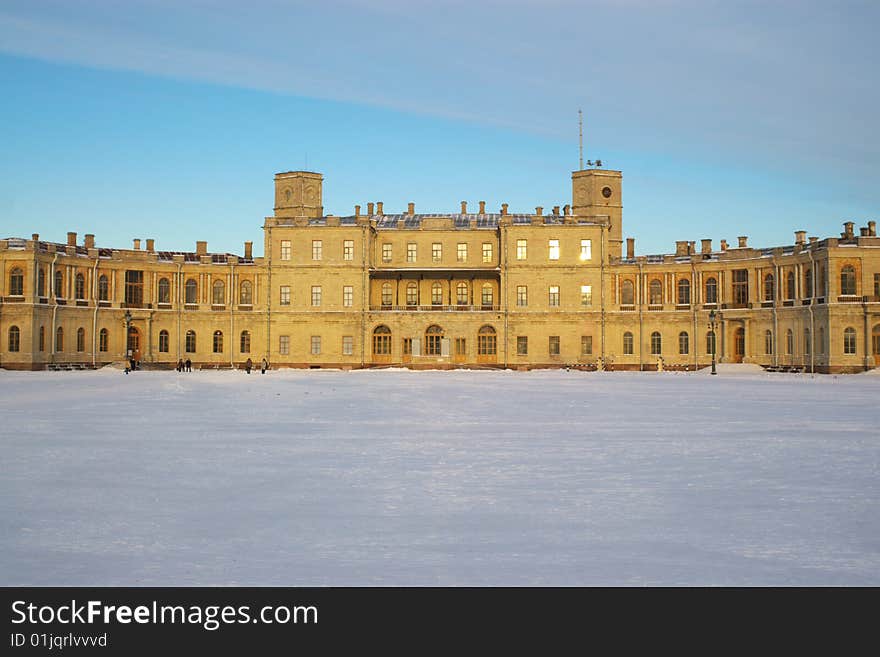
[
  {"x1": 176, "y1": 359, "x2": 192, "y2": 372},
  {"x1": 168, "y1": 357, "x2": 268, "y2": 374}
]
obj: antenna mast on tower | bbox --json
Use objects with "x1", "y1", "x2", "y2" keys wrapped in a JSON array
[{"x1": 578, "y1": 108, "x2": 584, "y2": 170}]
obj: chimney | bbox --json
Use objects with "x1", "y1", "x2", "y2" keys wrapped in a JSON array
[
  {"x1": 869, "y1": 221, "x2": 876, "y2": 236},
  {"x1": 376, "y1": 201, "x2": 384, "y2": 215},
  {"x1": 626, "y1": 238, "x2": 635, "y2": 259},
  {"x1": 461, "y1": 201, "x2": 468, "y2": 214},
  {"x1": 479, "y1": 201, "x2": 486, "y2": 214},
  {"x1": 133, "y1": 238, "x2": 141, "y2": 250},
  {"x1": 367, "y1": 202, "x2": 374, "y2": 215},
  {"x1": 843, "y1": 221, "x2": 854, "y2": 238},
  {"x1": 501, "y1": 203, "x2": 508, "y2": 216},
  {"x1": 552, "y1": 205, "x2": 560, "y2": 215},
  {"x1": 535, "y1": 206, "x2": 543, "y2": 216},
  {"x1": 795, "y1": 230, "x2": 806, "y2": 245},
  {"x1": 32, "y1": 233, "x2": 40, "y2": 241},
  {"x1": 563, "y1": 204, "x2": 571, "y2": 215},
  {"x1": 808, "y1": 236, "x2": 818, "y2": 244},
  {"x1": 720, "y1": 239, "x2": 728, "y2": 251},
  {"x1": 84, "y1": 234, "x2": 95, "y2": 249},
  {"x1": 701, "y1": 238, "x2": 712, "y2": 254},
  {"x1": 675, "y1": 240, "x2": 689, "y2": 256},
  {"x1": 688, "y1": 241, "x2": 696, "y2": 255},
  {"x1": 196, "y1": 240, "x2": 207, "y2": 256},
  {"x1": 408, "y1": 202, "x2": 415, "y2": 215},
  {"x1": 737, "y1": 236, "x2": 748, "y2": 248},
  {"x1": 354, "y1": 204, "x2": 361, "y2": 217},
  {"x1": 244, "y1": 241, "x2": 253, "y2": 260},
  {"x1": 146, "y1": 238, "x2": 155, "y2": 252},
  {"x1": 67, "y1": 232, "x2": 77, "y2": 247},
  {"x1": 860, "y1": 226, "x2": 869, "y2": 237}
]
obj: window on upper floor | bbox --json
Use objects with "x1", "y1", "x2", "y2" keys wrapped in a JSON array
[
  {"x1": 705, "y1": 277, "x2": 717, "y2": 304},
  {"x1": 406, "y1": 282, "x2": 418, "y2": 306},
  {"x1": 764, "y1": 273, "x2": 775, "y2": 301},
  {"x1": 580, "y1": 284, "x2": 592, "y2": 306},
  {"x1": 457, "y1": 243, "x2": 467, "y2": 262},
  {"x1": 158, "y1": 278, "x2": 171, "y2": 304},
  {"x1": 240, "y1": 280, "x2": 253, "y2": 305},
  {"x1": 312, "y1": 240, "x2": 322, "y2": 261},
  {"x1": 54, "y1": 270, "x2": 63, "y2": 298},
  {"x1": 381, "y1": 282, "x2": 393, "y2": 306},
  {"x1": 431, "y1": 282, "x2": 443, "y2": 305},
  {"x1": 343, "y1": 240, "x2": 354, "y2": 261},
  {"x1": 677, "y1": 278, "x2": 690, "y2": 305},
  {"x1": 74, "y1": 273, "x2": 86, "y2": 300},
  {"x1": 212, "y1": 280, "x2": 225, "y2": 305},
  {"x1": 456, "y1": 282, "x2": 468, "y2": 305},
  {"x1": 407, "y1": 243, "x2": 416, "y2": 263},
  {"x1": 517, "y1": 285, "x2": 528, "y2": 307},
  {"x1": 840, "y1": 265, "x2": 857, "y2": 296},
  {"x1": 649, "y1": 279, "x2": 662, "y2": 305},
  {"x1": 432, "y1": 243, "x2": 442, "y2": 263},
  {"x1": 481, "y1": 283, "x2": 493, "y2": 307},
  {"x1": 621, "y1": 279, "x2": 634, "y2": 305},
  {"x1": 185, "y1": 279, "x2": 197, "y2": 305},
  {"x1": 732, "y1": 269, "x2": 749, "y2": 305},
  {"x1": 280, "y1": 240, "x2": 291, "y2": 260},
  {"x1": 124, "y1": 270, "x2": 144, "y2": 307},
  {"x1": 548, "y1": 285, "x2": 559, "y2": 307},
  {"x1": 482, "y1": 242, "x2": 493, "y2": 263},
  {"x1": 382, "y1": 243, "x2": 392, "y2": 263},
  {"x1": 787, "y1": 271, "x2": 796, "y2": 300},
  {"x1": 548, "y1": 239, "x2": 559, "y2": 261},
  {"x1": 8, "y1": 267, "x2": 24, "y2": 296},
  {"x1": 311, "y1": 285, "x2": 322, "y2": 306},
  {"x1": 516, "y1": 239, "x2": 527, "y2": 260},
  {"x1": 280, "y1": 285, "x2": 290, "y2": 305},
  {"x1": 580, "y1": 239, "x2": 592, "y2": 261},
  {"x1": 343, "y1": 285, "x2": 353, "y2": 307}
]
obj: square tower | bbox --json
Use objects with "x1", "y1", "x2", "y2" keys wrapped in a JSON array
[
  {"x1": 274, "y1": 171, "x2": 324, "y2": 219},
  {"x1": 572, "y1": 168, "x2": 623, "y2": 258}
]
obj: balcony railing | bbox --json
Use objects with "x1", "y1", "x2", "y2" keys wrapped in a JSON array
[{"x1": 370, "y1": 304, "x2": 501, "y2": 312}]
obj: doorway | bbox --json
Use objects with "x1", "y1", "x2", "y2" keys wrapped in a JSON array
[
  {"x1": 733, "y1": 327, "x2": 745, "y2": 363},
  {"x1": 127, "y1": 326, "x2": 141, "y2": 362},
  {"x1": 872, "y1": 324, "x2": 880, "y2": 366}
]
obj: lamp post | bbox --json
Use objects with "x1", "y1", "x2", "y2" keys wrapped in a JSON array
[
  {"x1": 708, "y1": 309, "x2": 718, "y2": 375},
  {"x1": 123, "y1": 309, "x2": 132, "y2": 362}
]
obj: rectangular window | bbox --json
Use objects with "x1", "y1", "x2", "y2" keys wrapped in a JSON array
[
  {"x1": 403, "y1": 338, "x2": 412, "y2": 355},
  {"x1": 279, "y1": 335, "x2": 289, "y2": 355},
  {"x1": 311, "y1": 335, "x2": 321, "y2": 355},
  {"x1": 581, "y1": 335, "x2": 593, "y2": 356},
  {"x1": 312, "y1": 240, "x2": 322, "y2": 261},
  {"x1": 482, "y1": 243, "x2": 493, "y2": 263},
  {"x1": 516, "y1": 239, "x2": 527, "y2": 260},
  {"x1": 549, "y1": 285, "x2": 560, "y2": 307},
  {"x1": 457, "y1": 243, "x2": 468, "y2": 262},
  {"x1": 311, "y1": 285, "x2": 322, "y2": 306},
  {"x1": 580, "y1": 284, "x2": 592, "y2": 306},
  {"x1": 280, "y1": 285, "x2": 291, "y2": 305},
  {"x1": 549, "y1": 239, "x2": 560, "y2": 261},
  {"x1": 343, "y1": 285, "x2": 353, "y2": 307},
  {"x1": 342, "y1": 336, "x2": 353, "y2": 355},
  {"x1": 580, "y1": 239, "x2": 592, "y2": 261},
  {"x1": 343, "y1": 240, "x2": 354, "y2": 261},
  {"x1": 516, "y1": 336, "x2": 528, "y2": 355},
  {"x1": 517, "y1": 285, "x2": 528, "y2": 307},
  {"x1": 549, "y1": 335, "x2": 560, "y2": 356},
  {"x1": 280, "y1": 240, "x2": 291, "y2": 260},
  {"x1": 124, "y1": 270, "x2": 144, "y2": 307},
  {"x1": 455, "y1": 337, "x2": 466, "y2": 356},
  {"x1": 875, "y1": 273, "x2": 880, "y2": 298},
  {"x1": 382, "y1": 243, "x2": 392, "y2": 263},
  {"x1": 432, "y1": 242, "x2": 442, "y2": 263},
  {"x1": 407, "y1": 243, "x2": 417, "y2": 263},
  {"x1": 732, "y1": 269, "x2": 749, "y2": 306}
]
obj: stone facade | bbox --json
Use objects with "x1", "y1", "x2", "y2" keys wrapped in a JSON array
[{"x1": 2, "y1": 168, "x2": 879, "y2": 372}]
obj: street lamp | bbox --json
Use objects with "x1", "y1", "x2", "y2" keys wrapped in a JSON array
[
  {"x1": 123, "y1": 309, "x2": 132, "y2": 361},
  {"x1": 708, "y1": 309, "x2": 718, "y2": 375}
]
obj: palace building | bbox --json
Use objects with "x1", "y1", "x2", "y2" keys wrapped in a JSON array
[{"x1": 1, "y1": 167, "x2": 879, "y2": 372}]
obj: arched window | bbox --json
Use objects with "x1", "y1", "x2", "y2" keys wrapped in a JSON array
[
  {"x1": 55, "y1": 326, "x2": 64, "y2": 352},
  {"x1": 8, "y1": 326, "x2": 20, "y2": 352},
  {"x1": 705, "y1": 277, "x2": 718, "y2": 304},
  {"x1": 840, "y1": 265, "x2": 856, "y2": 296},
  {"x1": 76, "y1": 327, "x2": 85, "y2": 352},
  {"x1": 481, "y1": 283, "x2": 493, "y2": 307},
  {"x1": 431, "y1": 282, "x2": 443, "y2": 306},
  {"x1": 785, "y1": 328, "x2": 793, "y2": 355},
  {"x1": 213, "y1": 330, "x2": 223, "y2": 353},
  {"x1": 765, "y1": 330, "x2": 774, "y2": 355},
  {"x1": 650, "y1": 331, "x2": 662, "y2": 355},
  {"x1": 818, "y1": 327, "x2": 825, "y2": 354},
  {"x1": 425, "y1": 325, "x2": 444, "y2": 356},
  {"x1": 9, "y1": 267, "x2": 24, "y2": 296},
  {"x1": 623, "y1": 331, "x2": 634, "y2": 355},
  {"x1": 764, "y1": 273, "x2": 775, "y2": 301},
  {"x1": 843, "y1": 327, "x2": 857, "y2": 354},
  {"x1": 239, "y1": 280, "x2": 253, "y2": 305},
  {"x1": 99, "y1": 328, "x2": 108, "y2": 352},
  {"x1": 372, "y1": 325, "x2": 391, "y2": 355},
  {"x1": 381, "y1": 282, "x2": 393, "y2": 307},
  {"x1": 98, "y1": 275, "x2": 109, "y2": 301},
  {"x1": 677, "y1": 278, "x2": 691, "y2": 305},
  {"x1": 38, "y1": 268, "x2": 46, "y2": 297},
  {"x1": 477, "y1": 325, "x2": 497, "y2": 355},
  {"x1": 787, "y1": 271, "x2": 795, "y2": 300},
  {"x1": 706, "y1": 330, "x2": 716, "y2": 355},
  {"x1": 804, "y1": 268, "x2": 813, "y2": 298},
  {"x1": 649, "y1": 280, "x2": 662, "y2": 305},
  {"x1": 54, "y1": 270, "x2": 63, "y2": 297},
  {"x1": 621, "y1": 279, "x2": 634, "y2": 305},
  {"x1": 74, "y1": 273, "x2": 85, "y2": 299},
  {"x1": 406, "y1": 282, "x2": 418, "y2": 306},
  {"x1": 158, "y1": 278, "x2": 171, "y2": 304},
  {"x1": 185, "y1": 330, "x2": 196, "y2": 353},
  {"x1": 38, "y1": 326, "x2": 45, "y2": 352},
  {"x1": 212, "y1": 280, "x2": 225, "y2": 305},
  {"x1": 185, "y1": 279, "x2": 198, "y2": 305},
  {"x1": 804, "y1": 328, "x2": 811, "y2": 356},
  {"x1": 159, "y1": 330, "x2": 169, "y2": 353},
  {"x1": 678, "y1": 331, "x2": 689, "y2": 355},
  {"x1": 240, "y1": 330, "x2": 251, "y2": 353},
  {"x1": 456, "y1": 282, "x2": 468, "y2": 305}
]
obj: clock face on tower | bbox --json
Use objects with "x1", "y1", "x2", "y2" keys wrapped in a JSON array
[{"x1": 602, "y1": 186, "x2": 613, "y2": 199}]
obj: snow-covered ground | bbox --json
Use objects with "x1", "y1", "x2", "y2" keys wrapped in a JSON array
[{"x1": 1, "y1": 366, "x2": 878, "y2": 586}]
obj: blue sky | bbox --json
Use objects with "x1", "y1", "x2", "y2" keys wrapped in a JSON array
[{"x1": 1, "y1": 0, "x2": 877, "y2": 256}]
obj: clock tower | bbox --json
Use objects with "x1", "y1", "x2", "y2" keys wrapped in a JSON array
[
  {"x1": 274, "y1": 171, "x2": 324, "y2": 219},
  {"x1": 572, "y1": 168, "x2": 623, "y2": 258}
]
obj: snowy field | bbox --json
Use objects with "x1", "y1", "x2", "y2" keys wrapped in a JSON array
[{"x1": 1, "y1": 366, "x2": 878, "y2": 586}]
